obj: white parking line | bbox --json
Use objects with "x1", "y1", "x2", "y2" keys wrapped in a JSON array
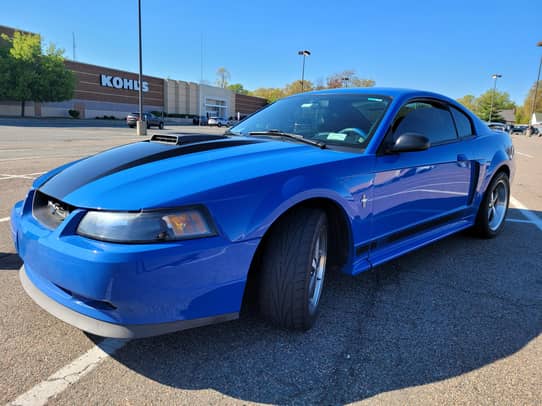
[
  {"x1": 0, "y1": 156, "x2": 41, "y2": 162},
  {"x1": 9, "y1": 339, "x2": 128, "y2": 406},
  {"x1": 0, "y1": 172, "x2": 45, "y2": 181},
  {"x1": 516, "y1": 151, "x2": 533, "y2": 158},
  {"x1": 510, "y1": 196, "x2": 542, "y2": 232},
  {"x1": 0, "y1": 217, "x2": 10, "y2": 223}
]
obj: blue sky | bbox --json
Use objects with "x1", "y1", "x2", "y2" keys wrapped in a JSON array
[{"x1": 3, "y1": 0, "x2": 541, "y2": 103}]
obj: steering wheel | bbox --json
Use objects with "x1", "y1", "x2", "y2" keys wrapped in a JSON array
[{"x1": 338, "y1": 127, "x2": 367, "y2": 142}]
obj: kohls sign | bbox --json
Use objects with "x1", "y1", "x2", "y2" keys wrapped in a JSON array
[{"x1": 100, "y1": 74, "x2": 149, "y2": 92}]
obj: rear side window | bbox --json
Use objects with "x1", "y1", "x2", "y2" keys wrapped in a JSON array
[
  {"x1": 451, "y1": 107, "x2": 474, "y2": 138},
  {"x1": 391, "y1": 101, "x2": 457, "y2": 145}
]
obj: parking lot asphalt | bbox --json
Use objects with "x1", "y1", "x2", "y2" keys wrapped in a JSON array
[{"x1": 1, "y1": 121, "x2": 541, "y2": 405}]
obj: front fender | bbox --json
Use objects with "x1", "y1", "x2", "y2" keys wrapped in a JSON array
[{"x1": 204, "y1": 152, "x2": 375, "y2": 244}]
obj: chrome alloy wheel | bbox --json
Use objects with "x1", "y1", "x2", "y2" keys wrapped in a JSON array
[
  {"x1": 308, "y1": 228, "x2": 328, "y2": 314},
  {"x1": 487, "y1": 178, "x2": 509, "y2": 232}
]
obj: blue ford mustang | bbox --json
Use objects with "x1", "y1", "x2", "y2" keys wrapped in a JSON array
[{"x1": 10, "y1": 88, "x2": 515, "y2": 338}]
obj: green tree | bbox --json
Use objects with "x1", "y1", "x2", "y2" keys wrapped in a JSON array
[
  {"x1": 216, "y1": 67, "x2": 230, "y2": 88},
  {"x1": 522, "y1": 80, "x2": 542, "y2": 121},
  {"x1": 0, "y1": 31, "x2": 74, "y2": 116},
  {"x1": 284, "y1": 79, "x2": 314, "y2": 96},
  {"x1": 515, "y1": 106, "x2": 528, "y2": 124},
  {"x1": 227, "y1": 83, "x2": 249, "y2": 95},
  {"x1": 476, "y1": 89, "x2": 515, "y2": 122},
  {"x1": 252, "y1": 87, "x2": 284, "y2": 103},
  {"x1": 0, "y1": 38, "x2": 11, "y2": 100},
  {"x1": 456, "y1": 94, "x2": 478, "y2": 113}
]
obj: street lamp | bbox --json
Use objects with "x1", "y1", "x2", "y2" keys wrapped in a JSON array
[
  {"x1": 136, "y1": 0, "x2": 146, "y2": 136},
  {"x1": 298, "y1": 50, "x2": 311, "y2": 92},
  {"x1": 529, "y1": 41, "x2": 542, "y2": 125},
  {"x1": 488, "y1": 73, "x2": 502, "y2": 123}
]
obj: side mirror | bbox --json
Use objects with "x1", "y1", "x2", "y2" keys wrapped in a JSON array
[{"x1": 389, "y1": 133, "x2": 430, "y2": 153}]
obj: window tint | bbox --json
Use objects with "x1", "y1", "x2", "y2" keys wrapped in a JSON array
[
  {"x1": 451, "y1": 107, "x2": 474, "y2": 138},
  {"x1": 391, "y1": 101, "x2": 457, "y2": 145}
]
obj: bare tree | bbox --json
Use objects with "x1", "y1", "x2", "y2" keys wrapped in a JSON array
[{"x1": 216, "y1": 67, "x2": 231, "y2": 88}]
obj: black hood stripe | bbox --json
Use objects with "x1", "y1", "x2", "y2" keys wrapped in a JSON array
[{"x1": 40, "y1": 139, "x2": 259, "y2": 200}]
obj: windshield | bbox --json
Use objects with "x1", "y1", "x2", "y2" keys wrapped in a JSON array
[{"x1": 229, "y1": 93, "x2": 391, "y2": 149}]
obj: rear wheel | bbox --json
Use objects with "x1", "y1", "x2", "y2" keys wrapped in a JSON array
[
  {"x1": 259, "y1": 208, "x2": 328, "y2": 330},
  {"x1": 158, "y1": 122, "x2": 164, "y2": 129},
  {"x1": 473, "y1": 171, "x2": 509, "y2": 238}
]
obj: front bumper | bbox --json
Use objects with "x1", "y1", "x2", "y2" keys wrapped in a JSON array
[
  {"x1": 11, "y1": 191, "x2": 258, "y2": 337},
  {"x1": 19, "y1": 265, "x2": 238, "y2": 338}
]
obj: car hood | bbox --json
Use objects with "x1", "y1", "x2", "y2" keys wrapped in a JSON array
[{"x1": 37, "y1": 135, "x2": 358, "y2": 210}]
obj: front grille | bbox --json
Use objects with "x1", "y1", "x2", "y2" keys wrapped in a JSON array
[{"x1": 32, "y1": 191, "x2": 75, "y2": 229}]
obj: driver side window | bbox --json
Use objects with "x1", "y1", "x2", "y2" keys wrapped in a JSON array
[{"x1": 390, "y1": 101, "x2": 458, "y2": 146}]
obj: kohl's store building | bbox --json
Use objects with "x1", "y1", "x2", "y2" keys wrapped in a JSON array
[{"x1": 0, "y1": 25, "x2": 267, "y2": 120}]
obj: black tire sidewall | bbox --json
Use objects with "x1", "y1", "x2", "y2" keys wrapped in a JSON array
[
  {"x1": 476, "y1": 172, "x2": 510, "y2": 238},
  {"x1": 259, "y1": 208, "x2": 328, "y2": 330}
]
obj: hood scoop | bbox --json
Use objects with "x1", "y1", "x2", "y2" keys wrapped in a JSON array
[{"x1": 150, "y1": 133, "x2": 228, "y2": 145}]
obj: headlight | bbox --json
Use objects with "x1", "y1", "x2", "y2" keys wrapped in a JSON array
[{"x1": 76, "y1": 207, "x2": 217, "y2": 243}]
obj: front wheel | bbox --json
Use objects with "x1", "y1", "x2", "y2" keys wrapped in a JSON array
[
  {"x1": 473, "y1": 171, "x2": 510, "y2": 238},
  {"x1": 259, "y1": 208, "x2": 328, "y2": 330},
  {"x1": 158, "y1": 122, "x2": 164, "y2": 129}
]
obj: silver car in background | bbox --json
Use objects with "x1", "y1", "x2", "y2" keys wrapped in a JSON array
[{"x1": 208, "y1": 117, "x2": 229, "y2": 127}]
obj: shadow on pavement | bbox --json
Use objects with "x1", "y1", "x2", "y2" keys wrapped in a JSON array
[
  {"x1": 0, "y1": 253, "x2": 22, "y2": 271},
  {"x1": 103, "y1": 222, "x2": 542, "y2": 404}
]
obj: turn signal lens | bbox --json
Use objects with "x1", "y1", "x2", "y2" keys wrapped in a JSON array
[{"x1": 162, "y1": 210, "x2": 211, "y2": 238}]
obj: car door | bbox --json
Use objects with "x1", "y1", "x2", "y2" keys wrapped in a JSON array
[{"x1": 369, "y1": 99, "x2": 473, "y2": 264}]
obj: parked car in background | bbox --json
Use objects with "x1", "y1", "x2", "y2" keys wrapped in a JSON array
[
  {"x1": 192, "y1": 116, "x2": 208, "y2": 125},
  {"x1": 11, "y1": 88, "x2": 515, "y2": 338},
  {"x1": 126, "y1": 112, "x2": 164, "y2": 129},
  {"x1": 208, "y1": 117, "x2": 230, "y2": 127},
  {"x1": 487, "y1": 122, "x2": 506, "y2": 132},
  {"x1": 509, "y1": 125, "x2": 526, "y2": 135}
]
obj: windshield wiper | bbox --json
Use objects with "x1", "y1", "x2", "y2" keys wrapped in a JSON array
[{"x1": 249, "y1": 130, "x2": 326, "y2": 149}]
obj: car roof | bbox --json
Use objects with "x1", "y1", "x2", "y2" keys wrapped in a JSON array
[
  {"x1": 296, "y1": 87, "x2": 448, "y2": 99},
  {"x1": 284, "y1": 87, "x2": 465, "y2": 109}
]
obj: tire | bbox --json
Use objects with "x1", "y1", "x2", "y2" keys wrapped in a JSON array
[
  {"x1": 146, "y1": 122, "x2": 150, "y2": 129},
  {"x1": 128, "y1": 125, "x2": 135, "y2": 128},
  {"x1": 217, "y1": 123, "x2": 222, "y2": 127},
  {"x1": 259, "y1": 208, "x2": 328, "y2": 330},
  {"x1": 159, "y1": 122, "x2": 164, "y2": 129},
  {"x1": 473, "y1": 171, "x2": 510, "y2": 238}
]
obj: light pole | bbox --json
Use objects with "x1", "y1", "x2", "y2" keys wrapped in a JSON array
[
  {"x1": 298, "y1": 50, "x2": 311, "y2": 92},
  {"x1": 136, "y1": 0, "x2": 146, "y2": 136},
  {"x1": 529, "y1": 41, "x2": 542, "y2": 125},
  {"x1": 488, "y1": 73, "x2": 502, "y2": 123}
]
